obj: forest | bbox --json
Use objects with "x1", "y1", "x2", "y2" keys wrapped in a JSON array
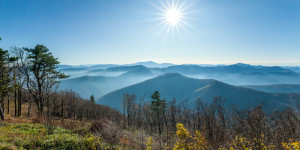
[{"x1": 0, "y1": 37, "x2": 299, "y2": 149}]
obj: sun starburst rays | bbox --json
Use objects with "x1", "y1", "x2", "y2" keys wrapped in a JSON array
[{"x1": 149, "y1": 0, "x2": 193, "y2": 36}]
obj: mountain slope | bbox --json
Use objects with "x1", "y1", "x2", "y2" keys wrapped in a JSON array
[
  {"x1": 96, "y1": 73, "x2": 300, "y2": 110},
  {"x1": 59, "y1": 74, "x2": 154, "y2": 99},
  {"x1": 106, "y1": 65, "x2": 147, "y2": 72},
  {"x1": 243, "y1": 84, "x2": 300, "y2": 93},
  {"x1": 163, "y1": 64, "x2": 295, "y2": 74},
  {"x1": 120, "y1": 67, "x2": 154, "y2": 77}
]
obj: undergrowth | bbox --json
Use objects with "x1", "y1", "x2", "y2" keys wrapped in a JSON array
[{"x1": 0, "y1": 122, "x2": 117, "y2": 150}]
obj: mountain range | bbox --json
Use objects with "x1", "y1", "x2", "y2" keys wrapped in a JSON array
[
  {"x1": 96, "y1": 73, "x2": 300, "y2": 110},
  {"x1": 59, "y1": 74, "x2": 153, "y2": 98},
  {"x1": 58, "y1": 62, "x2": 300, "y2": 109},
  {"x1": 58, "y1": 63, "x2": 300, "y2": 85}
]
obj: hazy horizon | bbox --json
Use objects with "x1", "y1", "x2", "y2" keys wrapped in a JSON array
[{"x1": 59, "y1": 61, "x2": 300, "y2": 67}]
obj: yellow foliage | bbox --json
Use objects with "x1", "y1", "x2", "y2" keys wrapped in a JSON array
[
  {"x1": 174, "y1": 123, "x2": 191, "y2": 150},
  {"x1": 282, "y1": 139, "x2": 300, "y2": 150},
  {"x1": 173, "y1": 123, "x2": 208, "y2": 150},
  {"x1": 191, "y1": 130, "x2": 208, "y2": 150},
  {"x1": 229, "y1": 135, "x2": 253, "y2": 150},
  {"x1": 253, "y1": 134, "x2": 275, "y2": 149},
  {"x1": 146, "y1": 136, "x2": 153, "y2": 150},
  {"x1": 219, "y1": 135, "x2": 275, "y2": 150}
]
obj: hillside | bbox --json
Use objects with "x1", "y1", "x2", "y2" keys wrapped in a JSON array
[
  {"x1": 243, "y1": 84, "x2": 300, "y2": 93},
  {"x1": 96, "y1": 73, "x2": 300, "y2": 110},
  {"x1": 119, "y1": 67, "x2": 154, "y2": 77},
  {"x1": 59, "y1": 74, "x2": 154, "y2": 98}
]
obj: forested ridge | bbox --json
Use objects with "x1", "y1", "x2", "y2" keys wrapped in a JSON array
[{"x1": 0, "y1": 37, "x2": 299, "y2": 149}]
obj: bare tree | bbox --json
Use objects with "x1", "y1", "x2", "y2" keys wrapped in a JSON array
[{"x1": 122, "y1": 93, "x2": 137, "y2": 127}]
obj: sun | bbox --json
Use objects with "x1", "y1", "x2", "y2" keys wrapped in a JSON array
[
  {"x1": 164, "y1": 7, "x2": 182, "y2": 26},
  {"x1": 150, "y1": 0, "x2": 192, "y2": 34}
]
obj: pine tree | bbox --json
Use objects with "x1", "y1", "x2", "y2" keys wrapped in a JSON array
[
  {"x1": 151, "y1": 90, "x2": 167, "y2": 134},
  {"x1": 90, "y1": 95, "x2": 95, "y2": 103},
  {"x1": 24, "y1": 44, "x2": 68, "y2": 116},
  {"x1": 0, "y1": 37, "x2": 17, "y2": 120}
]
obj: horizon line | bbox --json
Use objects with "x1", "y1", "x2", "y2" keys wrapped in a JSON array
[{"x1": 59, "y1": 61, "x2": 300, "y2": 67}]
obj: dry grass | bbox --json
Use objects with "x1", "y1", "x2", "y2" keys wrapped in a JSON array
[
  {"x1": 4, "y1": 102, "x2": 38, "y2": 124},
  {"x1": 2, "y1": 101, "x2": 90, "y2": 130}
]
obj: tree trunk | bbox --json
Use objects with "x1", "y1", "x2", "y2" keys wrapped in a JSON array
[
  {"x1": 1, "y1": 99, "x2": 4, "y2": 116},
  {"x1": 158, "y1": 116, "x2": 162, "y2": 134},
  {"x1": 47, "y1": 97, "x2": 50, "y2": 118},
  {"x1": 61, "y1": 97, "x2": 64, "y2": 124},
  {"x1": 7, "y1": 94, "x2": 10, "y2": 114},
  {"x1": 0, "y1": 98, "x2": 5, "y2": 120},
  {"x1": 36, "y1": 96, "x2": 43, "y2": 116},
  {"x1": 14, "y1": 87, "x2": 17, "y2": 116},
  {"x1": 0, "y1": 105, "x2": 4, "y2": 120},
  {"x1": 17, "y1": 88, "x2": 22, "y2": 117},
  {"x1": 40, "y1": 98, "x2": 44, "y2": 116},
  {"x1": 27, "y1": 94, "x2": 31, "y2": 117}
]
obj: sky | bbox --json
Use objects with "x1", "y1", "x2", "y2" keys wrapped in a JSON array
[{"x1": 0, "y1": 0, "x2": 300, "y2": 66}]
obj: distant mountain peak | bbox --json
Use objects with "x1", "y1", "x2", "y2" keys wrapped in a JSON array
[
  {"x1": 232, "y1": 63, "x2": 253, "y2": 67},
  {"x1": 129, "y1": 61, "x2": 175, "y2": 68},
  {"x1": 143, "y1": 61, "x2": 156, "y2": 63}
]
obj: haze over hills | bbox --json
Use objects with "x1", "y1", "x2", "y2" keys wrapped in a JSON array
[
  {"x1": 59, "y1": 74, "x2": 154, "y2": 99},
  {"x1": 243, "y1": 84, "x2": 300, "y2": 93},
  {"x1": 96, "y1": 73, "x2": 300, "y2": 110},
  {"x1": 58, "y1": 61, "x2": 173, "y2": 73},
  {"x1": 282, "y1": 66, "x2": 300, "y2": 73},
  {"x1": 129, "y1": 61, "x2": 174, "y2": 68},
  {"x1": 162, "y1": 63, "x2": 294, "y2": 74},
  {"x1": 58, "y1": 62, "x2": 300, "y2": 99},
  {"x1": 119, "y1": 67, "x2": 154, "y2": 77}
]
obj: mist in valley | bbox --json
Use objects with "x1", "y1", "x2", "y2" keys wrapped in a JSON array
[{"x1": 58, "y1": 62, "x2": 300, "y2": 103}]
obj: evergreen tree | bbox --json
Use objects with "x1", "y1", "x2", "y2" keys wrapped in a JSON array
[
  {"x1": 151, "y1": 90, "x2": 167, "y2": 134},
  {"x1": 90, "y1": 94, "x2": 95, "y2": 103},
  {"x1": 0, "y1": 37, "x2": 17, "y2": 120},
  {"x1": 24, "y1": 44, "x2": 68, "y2": 116}
]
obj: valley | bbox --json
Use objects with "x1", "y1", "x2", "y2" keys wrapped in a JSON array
[{"x1": 58, "y1": 62, "x2": 300, "y2": 111}]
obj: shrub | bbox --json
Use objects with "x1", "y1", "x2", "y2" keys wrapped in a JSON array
[
  {"x1": 174, "y1": 123, "x2": 191, "y2": 150},
  {"x1": 219, "y1": 135, "x2": 275, "y2": 150},
  {"x1": 146, "y1": 136, "x2": 153, "y2": 150},
  {"x1": 90, "y1": 119, "x2": 121, "y2": 146},
  {"x1": 282, "y1": 140, "x2": 300, "y2": 150},
  {"x1": 192, "y1": 130, "x2": 208, "y2": 150},
  {"x1": 173, "y1": 123, "x2": 208, "y2": 150}
]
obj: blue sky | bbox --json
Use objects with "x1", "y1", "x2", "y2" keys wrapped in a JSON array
[{"x1": 1, "y1": 0, "x2": 300, "y2": 65}]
